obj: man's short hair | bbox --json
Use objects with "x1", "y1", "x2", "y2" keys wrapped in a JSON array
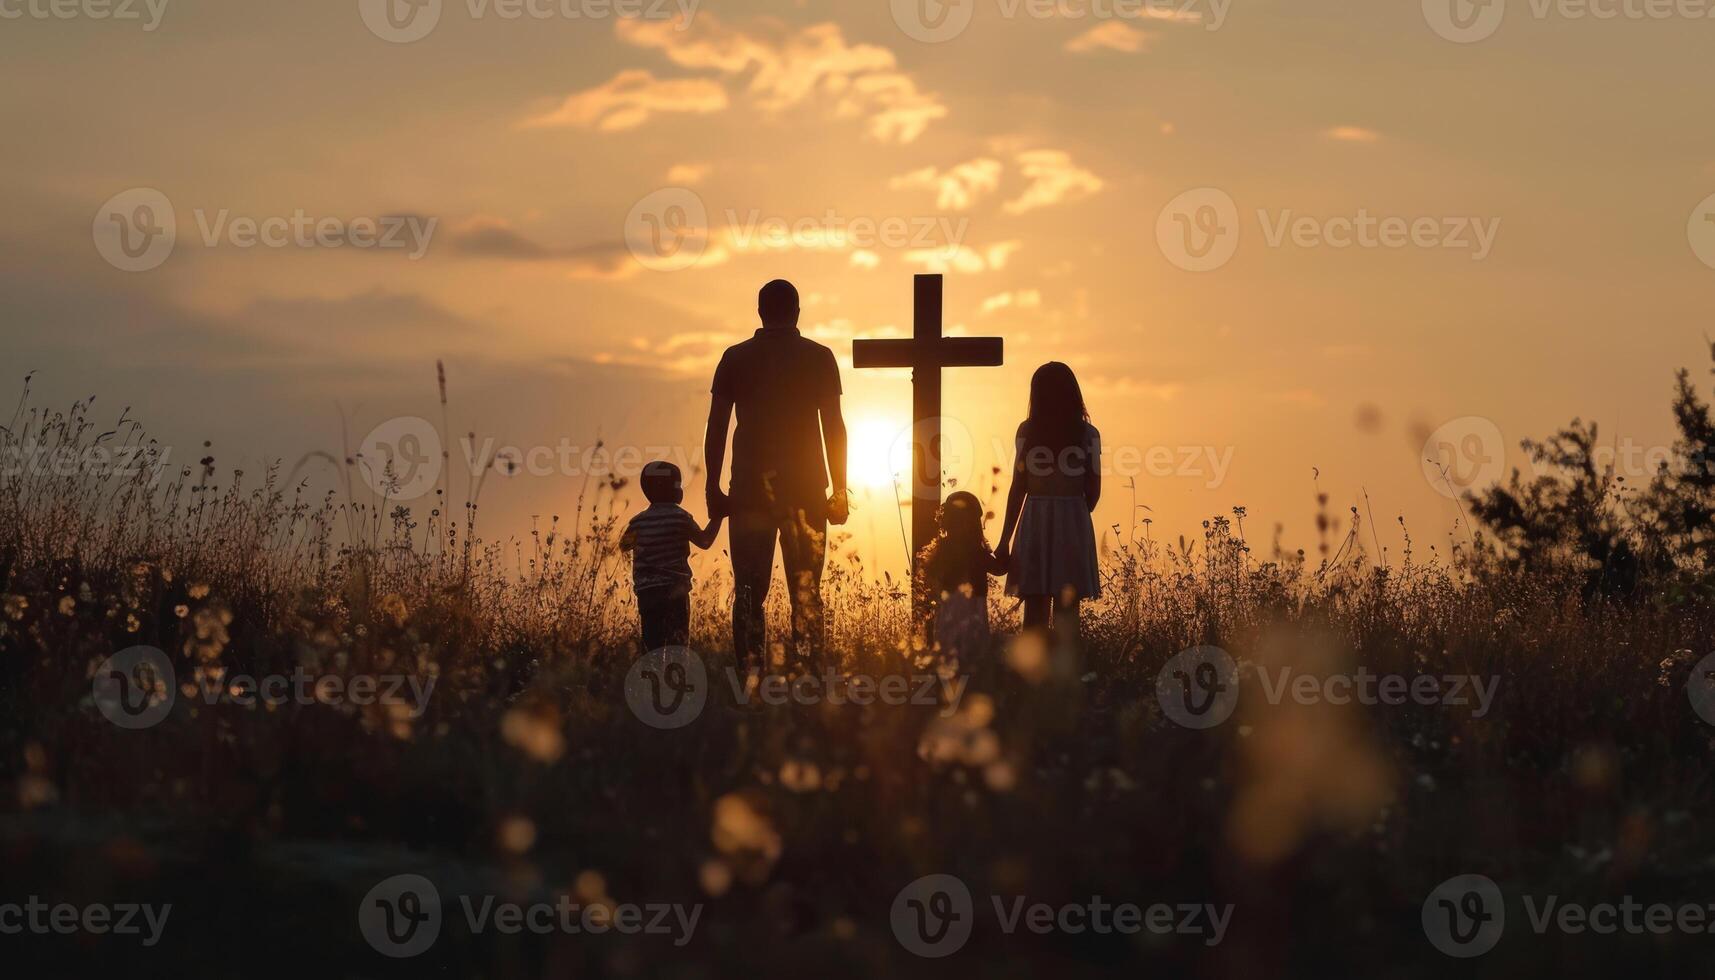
[
  {"x1": 640, "y1": 460, "x2": 683, "y2": 504},
  {"x1": 758, "y1": 279, "x2": 799, "y2": 322}
]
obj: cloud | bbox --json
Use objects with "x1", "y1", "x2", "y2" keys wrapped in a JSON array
[
  {"x1": 1325, "y1": 125, "x2": 1381, "y2": 143},
  {"x1": 666, "y1": 163, "x2": 711, "y2": 184},
  {"x1": 1003, "y1": 150, "x2": 1104, "y2": 215},
  {"x1": 980, "y1": 290, "x2": 1042, "y2": 314},
  {"x1": 1087, "y1": 376, "x2": 1183, "y2": 401},
  {"x1": 849, "y1": 249, "x2": 880, "y2": 270},
  {"x1": 1064, "y1": 22, "x2": 1152, "y2": 54},
  {"x1": 448, "y1": 217, "x2": 688, "y2": 279},
  {"x1": 889, "y1": 158, "x2": 1003, "y2": 211},
  {"x1": 610, "y1": 14, "x2": 946, "y2": 143},
  {"x1": 521, "y1": 68, "x2": 728, "y2": 131},
  {"x1": 904, "y1": 241, "x2": 1022, "y2": 274}
]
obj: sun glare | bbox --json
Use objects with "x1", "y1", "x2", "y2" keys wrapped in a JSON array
[{"x1": 847, "y1": 417, "x2": 909, "y2": 490}]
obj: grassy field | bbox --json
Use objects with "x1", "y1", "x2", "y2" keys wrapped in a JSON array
[{"x1": 3, "y1": 374, "x2": 1715, "y2": 978}]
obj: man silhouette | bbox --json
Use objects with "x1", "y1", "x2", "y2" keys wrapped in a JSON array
[{"x1": 704, "y1": 280, "x2": 848, "y2": 668}]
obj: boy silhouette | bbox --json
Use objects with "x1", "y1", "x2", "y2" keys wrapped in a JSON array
[
  {"x1": 620, "y1": 461, "x2": 722, "y2": 651},
  {"x1": 703, "y1": 279, "x2": 849, "y2": 668}
]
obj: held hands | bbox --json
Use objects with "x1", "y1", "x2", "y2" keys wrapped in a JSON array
[
  {"x1": 827, "y1": 488, "x2": 850, "y2": 526},
  {"x1": 991, "y1": 542, "x2": 1010, "y2": 571},
  {"x1": 706, "y1": 485, "x2": 730, "y2": 520}
]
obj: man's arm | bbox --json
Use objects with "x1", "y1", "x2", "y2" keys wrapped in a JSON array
[
  {"x1": 821, "y1": 393, "x2": 848, "y2": 525},
  {"x1": 704, "y1": 394, "x2": 733, "y2": 517}
]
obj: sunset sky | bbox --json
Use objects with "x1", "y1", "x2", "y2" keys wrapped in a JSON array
[{"x1": 5, "y1": 0, "x2": 1715, "y2": 573}]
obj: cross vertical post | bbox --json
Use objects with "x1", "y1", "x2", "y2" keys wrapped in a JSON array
[
  {"x1": 853, "y1": 274, "x2": 1004, "y2": 614},
  {"x1": 911, "y1": 273, "x2": 943, "y2": 574}
]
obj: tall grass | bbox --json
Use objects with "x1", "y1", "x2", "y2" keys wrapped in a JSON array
[{"x1": 3, "y1": 372, "x2": 1713, "y2": 976}]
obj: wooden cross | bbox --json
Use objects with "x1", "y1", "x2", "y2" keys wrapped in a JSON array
[{"x1": 853, "y1": 274, "x2": 1003, "y2": 597}]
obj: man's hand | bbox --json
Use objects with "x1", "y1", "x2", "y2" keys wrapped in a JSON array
[
  {"x1": 707, "y1": 485, "x2": 730, "y2": 520},
  {"x1": 827, "y1": 489, "x2": 850, "y2": 526}
]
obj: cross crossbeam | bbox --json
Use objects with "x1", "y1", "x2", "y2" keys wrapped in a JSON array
[{"x1": 853, "y1": 274, "x2": 1003, "y2": 602}]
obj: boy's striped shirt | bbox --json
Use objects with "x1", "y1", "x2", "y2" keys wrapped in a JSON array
[{"x1": 627, "y1": 503, "x2": 700, "y2": 591}]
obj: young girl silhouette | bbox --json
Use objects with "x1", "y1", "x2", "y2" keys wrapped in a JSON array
[
  {"x1": 916, "y1": 491, "x2": 1004, "y2": 662},
  {"x1": 994, "y1": 362, "x2": 1101, "y2": 639}
]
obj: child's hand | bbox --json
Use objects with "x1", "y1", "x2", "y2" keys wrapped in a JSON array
[{"x1": 991, "y1": 544, "x2": 1009, "y2": 571}]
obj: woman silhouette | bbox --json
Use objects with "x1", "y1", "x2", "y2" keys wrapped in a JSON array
[{"x1": 994, "y1": 362, "x2": 1101, "y2": 640}]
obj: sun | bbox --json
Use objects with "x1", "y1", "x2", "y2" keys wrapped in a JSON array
[{"x1": 846, "y1": 416, "x2": 909, "y2": 490}]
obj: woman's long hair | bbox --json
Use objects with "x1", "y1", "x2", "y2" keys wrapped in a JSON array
[{"x1": 1023, "y1": 361, "x2": 1090, "y2": 459}]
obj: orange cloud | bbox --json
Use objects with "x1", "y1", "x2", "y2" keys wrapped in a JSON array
[
  {"x1": 1064, "y1": 22, "x2": 1153, "y2": 54},
  {"x1": 904, "y1": 241, "x2": 1023, "y2": 274},
  {"x1": 1003, "y1": 150, "x2": 1104, "y2": 215},
  {"x1": 889, "y1": 158, "x2": 1004, "y2": 211},
  {"x1": 666, "y1": 163, "x2": 711, "y2": 184},
  {"x1": 1325, "y1": 125, "x2": 1381, "y2": 143},
  {"x1": 612, "y1": 14, "x2": 946, "y2": 143},
  {"x1": 521, "y1": 69, "x2": 727, "y2": 131}
]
